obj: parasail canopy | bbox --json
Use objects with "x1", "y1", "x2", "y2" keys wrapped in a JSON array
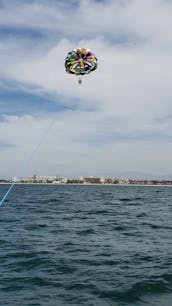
[{"x1": 65, "y1": 48, "x2": 98, "y2": 76}]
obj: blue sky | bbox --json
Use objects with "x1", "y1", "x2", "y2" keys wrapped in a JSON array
[{"x1": 1, "y1": 0, "x2": 172, "y2": 179}]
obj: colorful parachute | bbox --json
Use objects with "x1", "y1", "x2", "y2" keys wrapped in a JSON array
[{"x1": 65, "y1": 48, "x2": 98, "y2": 76}]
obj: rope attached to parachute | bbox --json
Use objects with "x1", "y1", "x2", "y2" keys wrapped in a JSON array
[{"x1": 0, "y1": 118, "x2": 55, "y2": 207}]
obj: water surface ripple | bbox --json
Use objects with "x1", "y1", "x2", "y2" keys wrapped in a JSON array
[{"x1": 0, "y1": 184, "x2": 172, "y2": 305}]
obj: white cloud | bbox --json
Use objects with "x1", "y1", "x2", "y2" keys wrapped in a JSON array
[
  {"x1": 0, "y1": 0, "x2": 172, "y2": 178},
  {"x1": 1, "y1": 113, "x2": 172, "y2": 179}
]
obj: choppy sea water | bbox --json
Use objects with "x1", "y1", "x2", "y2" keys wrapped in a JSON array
[{"x1": 0, "y1": 184, "x2": 172, "y2": 306}]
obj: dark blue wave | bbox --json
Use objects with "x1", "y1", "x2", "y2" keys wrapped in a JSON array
[{"x1": 1, "y1": 184, "x2": 172, "y2": 305}]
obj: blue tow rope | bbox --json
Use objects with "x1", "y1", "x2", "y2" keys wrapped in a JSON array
[{"x1": 0, "y1": 118, "x2": 55, "y2": 206}]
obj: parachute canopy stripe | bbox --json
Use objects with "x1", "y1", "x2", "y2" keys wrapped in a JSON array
[{"x1": 65, "y1": 48, "x2": 98, "y2": 76}]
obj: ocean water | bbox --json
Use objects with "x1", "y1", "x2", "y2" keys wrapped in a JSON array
[{"x1": 0, "y1": 184, "x2": 172, "y2": 306}]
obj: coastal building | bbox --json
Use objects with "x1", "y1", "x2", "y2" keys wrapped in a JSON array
[
  {"x1": 35, "y1": 176, "x2": 57, "y2": 183},
  {"x1": 12, "y1": 176, "x2": 33, "y2": 183},
  {"x1": 118, "y1": 179, "x2": 129, "y2": 184},
  {"x1": 80, "y1": 176, "x2": 102, "y2": 184},
  {"x1": 52, "y1": 177, "x2": 67, "y2": 184}
]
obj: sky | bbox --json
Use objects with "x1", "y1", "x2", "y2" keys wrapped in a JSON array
[{"x1": 0, "y1": 0, "x2": 172, "y2": 179}]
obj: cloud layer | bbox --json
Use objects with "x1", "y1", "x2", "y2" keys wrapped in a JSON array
[{"x1": 0, "y1": 0, "x2": 172, "y2": 179}]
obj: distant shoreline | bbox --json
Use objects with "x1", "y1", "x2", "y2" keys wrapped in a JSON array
[{"x1": 1, "y1": 182, "x2": 172, "y2": 187}]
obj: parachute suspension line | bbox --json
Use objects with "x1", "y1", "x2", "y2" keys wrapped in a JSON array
[
  {"x1": 0, "y1": 118, "x2": 55, "y2": 207},
  {"x1": 78, "y1": 77, "x2": 82, "y2": 85}
]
